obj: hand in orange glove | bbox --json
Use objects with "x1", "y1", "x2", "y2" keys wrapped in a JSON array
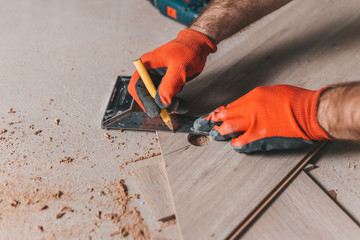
[
  {"x1": 128, "y1": 29, "x2": 217, "y2": 117},
  {"x1": 194, "y1": 85, "x2": 332, "y2": 153}
]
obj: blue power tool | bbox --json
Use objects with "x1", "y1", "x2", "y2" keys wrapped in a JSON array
[{"x1": 149, "y1": 0, "x2": 209, "y2": 26}]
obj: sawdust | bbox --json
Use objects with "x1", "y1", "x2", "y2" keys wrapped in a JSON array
[
  {"x1": 95, "y1": 210, "x2": 102, "y2": 219},
  {"x1": 53, "y1": 119, "x2": 60, "y2": 125},
  {"x1": 8, "y1": 121, "x2": 22, "y2": 126},
  {"x1": 56, "y1": 212, "x2": 66, "y2": 219},
  {"x1": 347, "y1": 163, "x2": 357, "y2": 169},
  {"x1": 61, "y1": 206, "x2": 74, "y2": 213},
  {"x1": 34, "y1": 129, "x2": 42, "y2": 135},
  {"x1": 37, "y1": 225, "x2": 44, "y2": 232},
  {"x1": 59, "y1": 157, "x2": 74, "y2": 163},
  {"x1": 7, "y1": 108, "x2": 16, "y2": 113},
  {"x1": 10, "y1": 199, "x2": 20, "y2": 207},
  {"x1": 0, "y1": 128, "x2": 7, "y2": 134},
  {"x1": 103, "y1": 133, "x2": 114, "y2": 139},
  {"x1": 119, "y1": 152, "x2": 161, "y2": 170},
  {"x1": 304, "y1": 163, "x2": 316, "y2": 171},
  {"x1": 37, "y1": 205, "x2": 48, "y2": 211},
  {"x1": 30, "y1": 177, "x2": 42, "y2": 181},
  {"x1": 105, "y1": 179, "x2": 151, "y2": 239},
  {"x1": 188, "y1": 134, "x2": 210, "y2": 146},
  {"x1": 53, "y1": 191, "x2": 64, "y2": 199},
  {"x1": 328, "y1": 189, "x2": 337, "y2": 200},
  {"x1": 155, "y1": 218, "x2": 176, "y2": 233}
]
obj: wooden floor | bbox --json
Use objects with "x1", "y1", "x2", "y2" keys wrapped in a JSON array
[
  {"x1": 157, "y1": 0, "x2": 360, "y2": 238},
  {"x1": 242, "y1": 172, "x2": 360, "y2": 240},
  {"x1": 158, "y1": 132, "x2": 316, "y2": 239},
  {"x1": 135, "y1": 162, "x2": 360, "y2": 240}
]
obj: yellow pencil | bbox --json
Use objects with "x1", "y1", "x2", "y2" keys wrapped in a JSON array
[{"x1": 133, "y1": 59, "x2": 174, "y2": 131}]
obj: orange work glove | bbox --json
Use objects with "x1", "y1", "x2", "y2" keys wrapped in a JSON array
[
  {"x1": 128, "y1": 29, "x2": 217, "y2": 117},
  {"x1": 193, "y1": 85, "x2": 332, "y2": 153}
]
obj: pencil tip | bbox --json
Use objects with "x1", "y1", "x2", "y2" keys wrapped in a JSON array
[{"x1": 165, "y1": 120, "x2": 174, "y2": 131}]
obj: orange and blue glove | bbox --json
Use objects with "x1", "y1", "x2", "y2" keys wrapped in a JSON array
[
  {"x1": 128, "y1": 29, "x2": 217, "y2": 118},
  {"x1": 194, "y1": 85, "x2": 332, "y2": 153}
]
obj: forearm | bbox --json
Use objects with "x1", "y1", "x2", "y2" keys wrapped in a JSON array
[
  {"x1": 190, "y1": 0, "x2": 292, "y2": 44},
  {"x1": 317, "y1": 82, "x2": 360, "y2": 141}
]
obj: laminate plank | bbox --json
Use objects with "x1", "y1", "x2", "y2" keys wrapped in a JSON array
[
  {"x1": 140, "y1": 161, "x2": 360, "y2": 240},
  {"x1": 241, "y1": 172, "x2": 360, "y2": 240},
  {"x1": 131, "y1": 162, "x2": 175, "y2": 222},
  {"x1": 158, "y1": 0, "x2": 360, "y2": 238},
  {"x1": 158, "y1": 132, "x2": 313, "y2": 239},
  {"x1": 227, "y1": 141, "x2": 327, "y2": 239}
]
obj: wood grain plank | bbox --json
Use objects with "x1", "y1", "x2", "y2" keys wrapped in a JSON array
[
  {"x1": 158, "y1": 0, "x2": 360, "y2": 239},
  {"x1": 241, "y1": 171, "x2": 360, "y2": 240},
  {"x1": 227, "y1": 141, "x2": 327, "y2": 239},
  {"x1": 132, "y1": 162, "x2": 175, "y2": 222},
  {"x1": 143, "y1": 161, "x2": 360, "y2": 240},
  {"x1": 158, "y1": 132, "x2": 314, "y2": 239}
]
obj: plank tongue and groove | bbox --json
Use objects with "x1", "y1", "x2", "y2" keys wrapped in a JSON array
[
  {"x1": 158, "y1": 132, "x2": 313, "y2": 239},
  {"x1": 241, "y1": 172, "x2": 360, "y2": 240}
]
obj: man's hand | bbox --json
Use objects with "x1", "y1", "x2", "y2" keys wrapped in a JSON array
[
  {"x1": 194, "y1": 85, "x2": 332, "y2": 153},
  {"x1": 128, "y1": 29, "x2": 217, "y2": 118}
]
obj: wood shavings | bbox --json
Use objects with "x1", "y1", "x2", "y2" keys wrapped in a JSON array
[
  {"x1": 56, "y1": 212, "x2": 66, "y2": 219},
  {"x1": 328, "y1": 190, "x2": 337, "y2": 200},
  {"x1": 53, "y1": 191, "x2": 63, "y2": 199},
  {"x1": 30, "y1": 177, "x2": 42, "y2": 181},
  {"x1": 59, "y1": 157, "x2": 74, "y2": 163},
  {"x1": 8, "y1": 121, "x2": 22, "y2": 126},
  {"x1": 61, "y1": 206, "x2": 74, "y2": 212},
  {"x1": 96, "y1": 211, "x2": 102, "y2": 219},
  {"x1": 7, "y1": 108, "x2": 16, "y2": 113},
  {"x1": 103, "y1": 133, "x2": 113, "y2": 139},
  {"x1": 34, "y1": 130, "x2": 42, "y2": 135},
  {"x1": 37, "y1": 205, "x2": 48, "y2": 211},
  {"x1": 105, "y1": 179, "x2": 150, "y2": 239},
  {"x1": 10, "y1": 199, "x2": 20, "y2": 207},
  {"x1": 0, "y1": 129, "x2": 7, "y2": 134},
  {"x1": 132, "y1": 194, "x2": 140, "y2": 199},
  {"x1": 347, "y1": 163, "x2": 357, "y2": 169},
  {"x1": 53, "y1": 119, "x2": 60, "y2": 125},
  {"x1": 105, "y1": 213, "x2": 119, "y2": 222},
  {"x1": 119, "y1": 152, "x2": 161, "y2": 170},
  {"x1": 304, "y1": 163, "x2": 316, "y2": 171},
  {"x1": 155, "y1": 218, "x2": 177, "y2": 233}
]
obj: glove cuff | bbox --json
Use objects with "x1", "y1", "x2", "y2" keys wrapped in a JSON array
[
  {"x1": 174, "y1": 29, "x2": 217, "y2": 58},
  {"x1": 292, "y1": 87, "x2": 333, "y2": 140}
]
